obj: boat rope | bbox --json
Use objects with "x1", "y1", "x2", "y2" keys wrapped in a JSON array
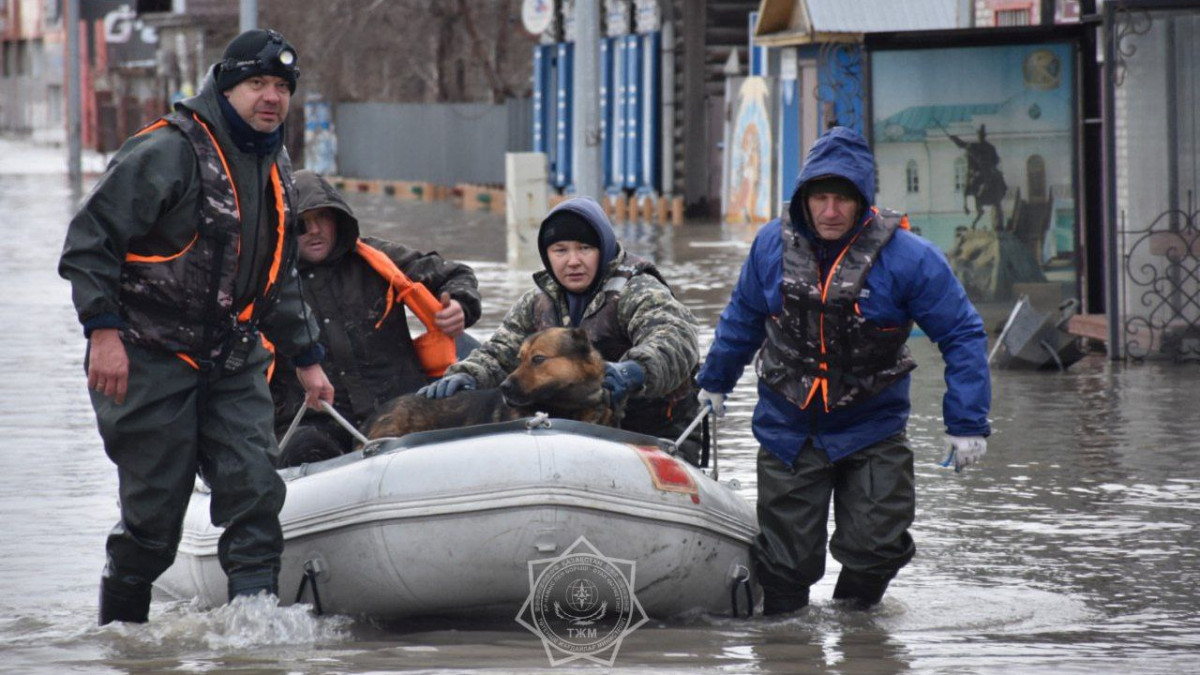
[
  {"x1": 673, "y1": 403, "x2": 710, "y2": 448},
  {"x1": 710, "y1": 413, "x2": 720, "y2": 481},
  {"x1": 526, "y1": 412, "x2": 552, "y2": 429},
  {"x1": 278, "y1": 400, "x2": 370, "y2": 455},
  {"x1": 277, "y1": 403, "x2": 309, "y2": 455},
  {"x1": 730, "y1": 564, "x2": 753, "y2": 618},
  {"x1": 320, "y1": 401, "x2": 370, "y2": 445},
  {"x1": 294, "y1": 559, "x2": 325, "y2": 615}
]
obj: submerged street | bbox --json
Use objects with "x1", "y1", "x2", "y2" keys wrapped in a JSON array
[{"x1": 1, "y1": 137, "x2": 1198, "y2": 674}]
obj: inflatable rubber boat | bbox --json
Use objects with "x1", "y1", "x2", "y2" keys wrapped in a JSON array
[{"x1": 154, "y1": 416, "x2": 759, "y2": 619}]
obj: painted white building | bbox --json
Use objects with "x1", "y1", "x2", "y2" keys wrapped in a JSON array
[
  {"x1": 874, "y1": 87, "x2": 1073, "y2": 254},
  {"x1": 876, "y1": 88, "x2": 1072, "y2": 213}
]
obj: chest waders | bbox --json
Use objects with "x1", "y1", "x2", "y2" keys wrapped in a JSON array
[{"x1": 99, "y1": 111, "x2": 295, "y2": 623}]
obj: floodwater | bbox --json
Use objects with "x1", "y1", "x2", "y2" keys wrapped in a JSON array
[{"x1": 1, "y1": 136, "x2": 1198, "y2": 674}]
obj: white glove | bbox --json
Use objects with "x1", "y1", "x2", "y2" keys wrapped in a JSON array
[
  {"x1": 941, "y1": 435, "x2": 987, "y2": 473},
  {"x1": 698, "y1": 390, "x2": 726, "y2": 418}
]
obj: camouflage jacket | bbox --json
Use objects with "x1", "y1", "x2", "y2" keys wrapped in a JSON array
[{"x1": 446, "y1": 247, "x2": 699, "y2": 400}]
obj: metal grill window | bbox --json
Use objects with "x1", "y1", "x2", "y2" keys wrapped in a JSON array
[{"x1": 996, "y1": 8, "x2": 1031, "y2": 27}]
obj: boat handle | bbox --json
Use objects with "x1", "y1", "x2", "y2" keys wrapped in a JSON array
[
  {"x1": 730, "y1": 564, "x2": 753, "y2": 618},
  {"x1": 294, "y1": 558, "x2": 326, "y2": 616}
]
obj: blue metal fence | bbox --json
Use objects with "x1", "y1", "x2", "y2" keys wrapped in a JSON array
[
  {"x1": 553, "y1": 42, "x2": 574, "y2": 189},
  {"x1": 532, "y1": 45, "x2": 554, "y2": 155},
  {"x1": 637, "y1": 31, "x2": 660, "y2": 195},
  {"x1": 622, "y1": 34, "x2": 641, "y2": 190},
  {"x1": 534, "y1": 29, "x2": 664, "y2": 196}
]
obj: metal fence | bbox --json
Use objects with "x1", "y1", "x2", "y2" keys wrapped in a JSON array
[
  {"x1": 335, "y1": 98, "x2": 533, "y2": 185},
  {"x1": 1105, "y1": 2, "x2": 1200, "y2": 362}
]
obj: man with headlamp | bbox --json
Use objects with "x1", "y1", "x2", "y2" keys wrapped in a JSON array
[{"x1": 60, "y1": 29, "x2": 332, "y2": 624}]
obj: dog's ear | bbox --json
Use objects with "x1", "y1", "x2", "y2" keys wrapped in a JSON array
[{"x1": 567, "y1": 327, "x2": 595, "y2": 359}]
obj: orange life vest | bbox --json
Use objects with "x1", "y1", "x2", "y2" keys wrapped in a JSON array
[{"x1": 354, "y1": 241, "x2": 457, "y2": 378}]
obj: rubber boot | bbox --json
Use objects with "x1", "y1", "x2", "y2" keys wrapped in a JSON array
[
  {"x1": 228, "y1": 569, "x2": 279, "y2": 601},
  {"x1": 99, "y1": 575, "x2": 151, "y2": 625},
  {"x1": 832, "y1": 568, "x2": 891, "y2": 610},
  {"x1": 761, "y1": 586, "x2": 809, "y2": 616}
]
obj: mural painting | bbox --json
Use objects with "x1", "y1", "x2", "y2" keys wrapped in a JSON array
[
  {"x1": 725, "y1": 77, "x2": 776, "y2": 226},
  {"x1": 871, "y1": 43, "x2": 1077, "y2": 305}
]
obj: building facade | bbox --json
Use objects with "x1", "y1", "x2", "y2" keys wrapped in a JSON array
[{"x1": 0, "y1": 0, "x2": 64, "y2": 141}]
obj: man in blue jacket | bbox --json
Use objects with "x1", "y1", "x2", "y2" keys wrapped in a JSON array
[{"x1": 696, "y1": 127, "x2": 991, "y2": 614}]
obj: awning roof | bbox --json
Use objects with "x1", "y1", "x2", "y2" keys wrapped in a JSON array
[{"x1": 755, "y1": 0, "x2": 962, "y2": 46}]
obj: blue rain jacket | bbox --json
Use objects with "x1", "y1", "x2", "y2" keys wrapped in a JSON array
[{"x1": 696, "y1": 127, "x2": 991, "y2": 465}]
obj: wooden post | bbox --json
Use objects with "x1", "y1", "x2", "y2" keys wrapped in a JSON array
[
  {"x1": 671, "y1": 196, "x2": 684, "y2": 226},
  {"x1": 457, "y1": 183, "x2": 475, "y2": 210},
  {"x1": 655, "y1": 195, "x2": 669, "y2": 224}
]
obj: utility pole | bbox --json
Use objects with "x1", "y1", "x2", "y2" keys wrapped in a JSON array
[
  {"x1": 240, "y1": 0, "x2": 258, "y2": 32},
  {"x1": 66, "y1": 0, "x2": 82, "y2": 191},
  {"x1": 571, "y1": 0, "x2": 602, "y2": 199}
]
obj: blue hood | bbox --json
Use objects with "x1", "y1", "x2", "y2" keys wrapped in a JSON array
[
  {"x1": 788, "y1": 126, "x2": 876, "y2": 232},
  {"x1": 539, "y1": 196, "x2": 620, "y2": 270}
]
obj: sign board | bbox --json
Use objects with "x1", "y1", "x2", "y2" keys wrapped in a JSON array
[
  {"x1": 522, "y1": 0, "x2": 554, "y2": 36},
  {"x1": 83, "y1": 1, "x2": 159, "y2": 67}
]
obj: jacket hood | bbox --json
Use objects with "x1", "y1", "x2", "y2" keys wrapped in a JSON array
[
  {"x1": 538, "y1": 196, "x2": 620, "y2": 275},
  {"x1": 788, "y1": 126, "x2": 876, "y2": 235},
  {"x1": 175, "y1": 66, "x2": 227, "y2": 135},
  {"x1": 293, "y1": 170, "x2": 359, "y2": 266}
]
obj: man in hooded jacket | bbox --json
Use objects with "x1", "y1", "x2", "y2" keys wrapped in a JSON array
[
  {"x1": 696, "y1": 127, "x2": 991, "y2": 613},
  {"x1": 59, "y1": 29, "x2": 333, "y2": 624},
  {"x1": 422, "y1": 197, "x2": 703, "y2": 459},
  {"x1": 271, "y1": 171, "x2": 481, "y2": 466}
]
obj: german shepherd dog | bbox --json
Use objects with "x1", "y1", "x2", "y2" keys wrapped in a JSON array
[{"x1": 363, "y1": 327, "x2": 615, "y2": 439}]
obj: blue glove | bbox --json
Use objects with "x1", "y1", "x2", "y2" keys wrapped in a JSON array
[
  {"x1": 418, "y1": 373, "x2": 476, "y2": 399},
  {"x1": 603, "y1": 361, "x2": 645, "y2": 406}
]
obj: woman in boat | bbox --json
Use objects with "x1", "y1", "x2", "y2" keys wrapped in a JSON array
[{"x1": 420, "y1": 196, "x2": 704, "y2": 462}]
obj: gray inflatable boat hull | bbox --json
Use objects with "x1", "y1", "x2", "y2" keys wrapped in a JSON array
[{"x1": 155, "y1": 419, "x2": 759, "y2": 619}]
